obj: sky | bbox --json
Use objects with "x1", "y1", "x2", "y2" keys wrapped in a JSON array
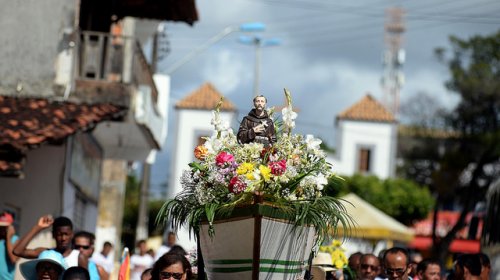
[{"x1": 147, "y1": 0, "x2": 500, "y2": 197}]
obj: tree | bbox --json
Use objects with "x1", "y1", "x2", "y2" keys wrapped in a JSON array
[
  {"x1": 427, "y1": 30, "x2": 500, "y2": 262},
  {"x1": 324, "y1": 174, "x2": 434, "y2": 225},
  {"x1": 121, "y1": 174, "x2": 167, "y2": 250}
]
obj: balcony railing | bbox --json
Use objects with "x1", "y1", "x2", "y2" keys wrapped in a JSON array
[{"x1": 76, "y1": 31, "x2": 158, "y2": 104}]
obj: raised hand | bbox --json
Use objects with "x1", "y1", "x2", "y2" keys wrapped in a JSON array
[{"x1": 37, "y1": 215, "x2": 54, "y2": 229}]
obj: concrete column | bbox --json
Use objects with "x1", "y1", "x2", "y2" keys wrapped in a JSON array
[{"x1": 95, "y1": 159, "x2": 128, "y2": 262}]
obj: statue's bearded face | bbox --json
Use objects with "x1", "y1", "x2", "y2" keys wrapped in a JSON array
[{"x1": 254, "y1": 96, "x2": 266, "y2": 111}]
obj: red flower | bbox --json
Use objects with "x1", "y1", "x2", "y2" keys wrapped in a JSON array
[
  {"x1": 269, "y1": 159, "x2": 287, "y2": 175},
  {"x1": 215, "y1": 151, "x2": 235, "y2": 167},
  {"x1": 229, "y1": 176, "x2": 247, "y2": 194}
]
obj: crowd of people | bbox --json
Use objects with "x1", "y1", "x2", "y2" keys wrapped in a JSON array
[
  {"x1": 0, "y1": 212, "x2": 494, "y2": 280},
  {"x1": 325, "y1": 247, "x2": 491, "y2": 280},
  {"x1": 0, "y1": 213, "x2": 192, "y2": 280}
]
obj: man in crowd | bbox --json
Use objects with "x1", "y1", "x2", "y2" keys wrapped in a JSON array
[
  {"x1": 154, "y1": 232, "x2": 176, "y2": 261},
  {"x1": 455, "y1": 254, "x2": 481, "y2": 280},
  {"x1": 130, "y1": 240, "x2": 154, "y2": 280},
  {"x1": 358, "y1": 254, "x2": 380, "y2": 280},
  {"x1": 13, "y1": 215, "x2": 79, "y2": 266},
  {"x1": 91, "y1": 241, "x2": 114, "y2": 275},
  {"x1": 237, "y1": 95, "x2": 276, "y2": 147},
  {"x1": 416, "y1": 259, "x2": 441, "y2": 280},
  {"x1": 383, "y1": 247, "x2": 411, "y2": 280},
  {"x1": 477, "y1": 253, "x2": 490, "y2": 280},
  {"x1": 73, "y1": 231, "x2": 109, "y2": 280}
]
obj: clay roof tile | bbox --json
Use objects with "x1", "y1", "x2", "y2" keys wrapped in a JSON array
[
  {"x1": 175, "y1": 82, "x2": 236, "y2": 111},
  {"x1": 337, "y1": 94, "x2": 396, "y2": 123}
]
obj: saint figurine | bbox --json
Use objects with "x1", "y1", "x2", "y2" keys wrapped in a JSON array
[{"x1": 237, "y1": 95, "x2": 276, "y2": 147}]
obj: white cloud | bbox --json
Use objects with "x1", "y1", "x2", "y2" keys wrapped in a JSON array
[{"x1": 201, "y1": 49, "x2": 252, "y2": 94}]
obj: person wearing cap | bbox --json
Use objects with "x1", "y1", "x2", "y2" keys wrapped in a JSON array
[
  {"x1": 0, "y1": 212, "x2": 19, "y2": 280},
  {"x1": 20, "y1": 249, "x2": 68, "y2": 280}
]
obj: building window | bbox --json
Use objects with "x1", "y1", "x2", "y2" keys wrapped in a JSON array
[
  {"x1": 74, "y1": 193, "x2": 87, "y2": 230},
  {"x1": 358, "y1": 148, "x2": 372, "y2": 173}
]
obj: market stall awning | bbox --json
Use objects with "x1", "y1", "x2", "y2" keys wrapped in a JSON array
[
  {"x1": 409, "y1": 236, "x2": 480, "y2": 254},
  {"x1": 336, "y1": 193, "x2": 414, "y2": 242}
]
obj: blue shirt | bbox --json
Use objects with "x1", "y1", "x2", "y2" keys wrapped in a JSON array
[
  {"x1": 88, "y1": 261, "x2": 101, "y2": 280},
  {"x1": 0, "y1": 235, "x2": 18, "y2": 280}
]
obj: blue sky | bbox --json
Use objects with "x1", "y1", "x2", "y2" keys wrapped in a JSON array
[{"x1": 146, "y1": 0, "x2": 500, "y2": 197}]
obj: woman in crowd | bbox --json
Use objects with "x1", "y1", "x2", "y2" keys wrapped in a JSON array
[
  {"x1": 20, "y1": 250, "x2": 67, "y2": 280},
  {"x1": 151, "y1": 252, "x2": 192, "y2": 280}
]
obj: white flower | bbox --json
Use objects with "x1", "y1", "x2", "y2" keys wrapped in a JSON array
[
  {"x1": 282, "y1": 107, "x2": 298, "y2": 129},
  {"x1": 204, "y1": 135, "x2": 223, "y2": 153},
  {"x1": 211, "y1": 111, "x2": 230, "y2": 132},
  {"x1": 313, "y1": 173, "x2": 328, "y2": 191},
  {"x1": 305, "y1": 134, "x2": 322, "y2": 151}
]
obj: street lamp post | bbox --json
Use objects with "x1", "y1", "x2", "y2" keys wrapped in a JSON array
[
  {"x1": 239, "y1": 35, "x2": 281, "y2": 97},
  {"x1": 165, "y1": 22, "x2": 265, "y2": 74}
]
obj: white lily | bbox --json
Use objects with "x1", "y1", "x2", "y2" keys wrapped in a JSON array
[
  {"x1": 305, "y1": 134, "x2": 322, "y2": 151},
  {"x1": 282, "y1": 107, "x2": 298, "y2": 129}
]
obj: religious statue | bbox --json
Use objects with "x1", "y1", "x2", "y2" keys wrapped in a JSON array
[{"x1": 237, "y1": 95, "x2": 276, "y2": 147}]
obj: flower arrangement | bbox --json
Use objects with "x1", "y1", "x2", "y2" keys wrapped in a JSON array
[
  {"x1": 319, "y1": 240, "x2": 348, "y2": 269},
  {"x1": 158, "y1": 89, "x2": 352, "y2": 241}
]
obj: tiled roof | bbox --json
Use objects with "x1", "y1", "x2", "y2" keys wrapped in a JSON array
[
  {"x1": 337, "y1": 94, "x2": 396, "y2": 123},
  {"x1": 175, "y1": 83, "x2": 236, "y2": 111},
  {"x1": 0, "y1": 95, "x2": 127, "y2": 177}
]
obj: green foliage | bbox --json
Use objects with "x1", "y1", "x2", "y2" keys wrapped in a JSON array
[
  {"x1": 156, "y1": 191, "x2": 354, "y2": 244},
  {"x1": 121, "y1": 174, "x2": 167, "y2": 249},
  {"x1": 324, "y1": 174, "x2": 434, "y2": 225}
]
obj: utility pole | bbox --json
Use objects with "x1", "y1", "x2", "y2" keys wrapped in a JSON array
[
  {"x1": 239, "y1": 35, "x2": 281, "y2": 98},
  {"x1": 136, "y1": 162, "x2": 150, "y2": 242},
  {"x1": 381, "y1": 7, "x2": 405, "y2": 117}
]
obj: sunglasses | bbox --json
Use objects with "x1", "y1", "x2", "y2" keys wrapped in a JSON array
[
  {"x1": 36, "y1": 263, "x2": 60, "y2": 273},
  {"x1": 361, "y1": 264, "x2": 379, "y2": 271},
  {"x1": 159, "y1": 272, "x2": 184, "y2": 280},
  {"x1": 385, "y1": 267, "x2": 408, "y2": 276},
  {"x1": 74, "y1": 245, "x2": 91, "y2": 250}
]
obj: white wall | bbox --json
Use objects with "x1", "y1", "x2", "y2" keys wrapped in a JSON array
[
  {"x1": 0, "y1": 141, "x2": 100, "y2": 237},
  {"x1": 169, "y1": 109, "x2": 236, "y2": 199},
  {"x1": 330, "y1": 120, "x2": 397, "y2": 179},
  {"x1": 169, "y1": 108, "x2": 235, "y2": 250},
  {"x1": 0, "y1": 145, "x2": 66, "y2": 236}
]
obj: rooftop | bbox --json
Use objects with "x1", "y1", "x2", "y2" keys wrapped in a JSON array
[
  {"x1": 337, "y1": 94, "x2": 396, "y2": 123},
  {"x1": 0, "y1": 95, "x2": 127, "y2": 177},
  {"x1": 175, "y1": 83, "x2": 237, "y2": 111}
]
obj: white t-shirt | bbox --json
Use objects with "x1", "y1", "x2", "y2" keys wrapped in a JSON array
[
  {"x1": 91, "y1": 252, "x2": 114, "y2": 273},
  {"x1": 154, "y1": 245, "x2": 170, "y2": 261},
  {"x1": 65, "y1": 249, "x2": 80, "y2": 267},
  {"x1": 130, "y1": 254, "x2": 154, "y2": 280}
]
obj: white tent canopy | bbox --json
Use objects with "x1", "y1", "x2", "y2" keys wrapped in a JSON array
[{"x1": 337, "y1": 193, "x2": 414, "y2": 242}]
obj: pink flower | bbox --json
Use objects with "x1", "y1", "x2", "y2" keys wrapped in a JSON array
[
  {"x1": 229, "y1": 176, "x2": 247, "y2": 194},
  {"x1": 269, "y1": 159, "x2": 287, "y2": 175},
  {"x1": 215, "y1": 151, "x2": 235, "y2": 167}
]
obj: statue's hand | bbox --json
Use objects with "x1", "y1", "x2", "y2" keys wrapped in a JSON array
[{"x1": 253, "y1": 124, "x2": 265, "y2": 133}]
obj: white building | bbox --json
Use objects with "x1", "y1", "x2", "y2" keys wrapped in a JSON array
[
  {"x1": 329, "y1": 94, "x2": 398, "y2": 179},
  {"x1": 169, "y1": 83, "x2": 237, "y2": 247}
]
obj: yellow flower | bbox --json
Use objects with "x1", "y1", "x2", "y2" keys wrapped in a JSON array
[
  {"x1": 246, "y1": 173, "x2": 256, "y2": 180},
  {"x1": 334, "y1": 259, "x2": 345, "y2": 269},
  {"x1": 259, "y1": 165, "x2": 271, "y2": 181},
  {"x1": 332, "y1": 240, "x2": 342, "y2": 247},
  {"x1": 237, "y1": 163, "x2": 254, "y2": 175}
]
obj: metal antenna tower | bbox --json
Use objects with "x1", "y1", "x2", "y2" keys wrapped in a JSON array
[{"x1": 381, "y1": 7, "x2": 405, "y2": 117}]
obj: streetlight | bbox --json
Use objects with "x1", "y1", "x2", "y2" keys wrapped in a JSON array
[
  {"x1": 239, "y1": 35, "x2": 281, "y2": 97},
  {"x1": 165, "y1": 22, "x2": 265, "y2": 74}
]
